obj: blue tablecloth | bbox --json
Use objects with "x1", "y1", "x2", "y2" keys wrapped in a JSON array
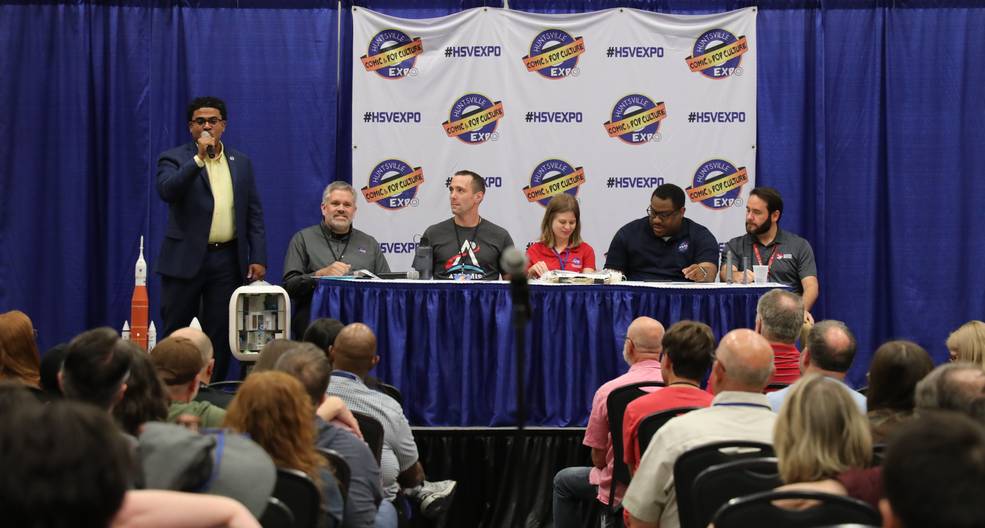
[{"x1": 312, "y1": 279, "x2": 773, "y2": 427}]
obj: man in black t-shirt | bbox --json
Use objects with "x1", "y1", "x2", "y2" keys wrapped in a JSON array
[
  {"x1": 605, "y1": 183, "x2": 720, "y2": 282},
  {"x1": 421, "y1": 170, "x2": 514, "y2": 280}
]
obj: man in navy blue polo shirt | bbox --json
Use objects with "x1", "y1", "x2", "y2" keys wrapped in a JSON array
[{"x1": 604, "y1": 184, "x2": 720, "y2": 282}]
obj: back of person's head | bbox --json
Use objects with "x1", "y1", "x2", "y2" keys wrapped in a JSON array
[
  {"x1": 0, "y1": 310, "x2": 41, "y2": 387},
  {"x1": 623, "y1": 316, "x2": 665, "y2": 365},
  {"x1": 40, "y1": 343, "x2": 68, "y2": 397},
  {"x1": 150, "y1": 336, "x2": 205, "y2": 388},
  {"x1": 0, "y1": 400, "x2": 131, "y2": 528},
  {"x1": 169, "y1": 327, "x2": 214, "y2": 365},
  {"x1": 881, "y1": 411, "x2": 985, "y2": 528},
  {"x1": 661, "y1": 320, "x2": 715, "y2": 381},
  {"x1": 713, "y1": 328, "x2": 774, "y2": 392},
  {"x1": 774, "y1": 374, "x2": 872, "y2": 483},
  {"x1": 805, "y1": 320, "x2": 857, "y2": 373},
  {"x1": 113, "y1": 346, "x2": 168, "y2": 436},
  {"x1": 253, "y1": 339, "x2": 299, "y2": 372},
  {"x1": 302, "y1": 318, "x2": 345, "y2": 355},
  {"x1": 915, "y1": 362, "x2": 985, "y2": 415},
  {"x1": 756, "y1": 289, "x2": 804, "y2": 344},
  {"x1": 274, "y1": 343, "x2": 332, "y2": 408},
  {"x1": 947, "y1": 320, "x2": 985, "y2": 368},
  {"x1": 224, "y1": 371, "x2": 324, "y2": 484},
  {"x1": 60, "y1": 327, "x2": 133, "y2": 410},
  {"x1": 331, "y1": 323, "x2": 378, "y2": 376},
  {"x1": 866, "y1": 340, "x2": 934, "y2": 412}
]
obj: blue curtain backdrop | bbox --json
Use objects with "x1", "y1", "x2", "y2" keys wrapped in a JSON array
[{"x1": 1, "y1": 0, "x2": 984, "y2": 389}]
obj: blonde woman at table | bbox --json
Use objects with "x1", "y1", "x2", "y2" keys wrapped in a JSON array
[{"x1": 526, "y1": 194, "x2": 596, "y2": 278}]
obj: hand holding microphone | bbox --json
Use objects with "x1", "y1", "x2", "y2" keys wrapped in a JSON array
[{"x1": 198, "y1": 130, "x2": 216, "y2": 159}]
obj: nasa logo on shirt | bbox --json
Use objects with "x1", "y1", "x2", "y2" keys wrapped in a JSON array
[
  {"x1": 571, "y1": 257, "x2": 582, "y2": 267},
  {"x1": 677, "y1": 240, "x2": 689, "y2": 253}
]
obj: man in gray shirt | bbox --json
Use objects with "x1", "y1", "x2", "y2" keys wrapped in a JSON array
[
  {"x1": 283, "y1": 181, "x2": 390, "y2": 336},
  {"x1": 720, "y1": 186, "x2": 819, "y2": 315},
  {"x1": 421, "y1": 170, "x2": 513, "y2": 280}
]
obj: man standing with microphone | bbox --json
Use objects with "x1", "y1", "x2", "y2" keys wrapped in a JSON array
[{"x1": 156, "y1": 96, "x2": 267, "y2": 380}]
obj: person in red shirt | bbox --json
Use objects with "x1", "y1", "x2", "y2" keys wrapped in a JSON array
[
  {"x1": 622, "y1": 320, "x2": 716, "y2": 474},
  {"x1": 526, "y1": 194, "x2": 595, "y2": 277},
  {"x1": 755, "y1": 289, "x2": 806, "y2": 386}
]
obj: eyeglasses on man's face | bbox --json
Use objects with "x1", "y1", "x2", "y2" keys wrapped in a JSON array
[
  {"x1": 647, "y1": 206, "x2": 680, "y2": 220},
  {"x1": 191, "y1": 117, "x2": 223, "y2": 126}
]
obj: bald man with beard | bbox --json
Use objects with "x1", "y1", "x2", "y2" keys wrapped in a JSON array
[
  {"x1": 622, "y1": 329, "x2": 777, "y2": 528},
  {"x1": 326, "y1": 324, "x2": 456, "y2": 520}
]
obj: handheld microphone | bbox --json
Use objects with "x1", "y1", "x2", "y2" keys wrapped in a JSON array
[{"x1": 201, "y1": 130, "x2": 215, "y2": 159}]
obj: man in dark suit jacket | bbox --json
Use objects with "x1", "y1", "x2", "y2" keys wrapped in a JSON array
[{"x1": 156, "y1": 96, "x2": 267, "y2": 380}]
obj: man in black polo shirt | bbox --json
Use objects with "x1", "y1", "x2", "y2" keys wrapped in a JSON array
[
  {"x1": 605, "y1": 184, "x2": 719, "y2": 282},
  {"x1": 719, "y1": 187, "x2": 818, "y2": 313}
]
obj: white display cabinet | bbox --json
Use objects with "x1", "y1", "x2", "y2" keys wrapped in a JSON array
[{"x1": 228, "y1": 281, "x2": 291, "y2": 361}]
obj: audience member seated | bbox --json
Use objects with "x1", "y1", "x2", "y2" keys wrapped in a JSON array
[
  {"x1": 946, "y1": 320, "x2": 985, "y2": 365},
  {"x1": 865, "y1": 340, "x2": 933, "y2": 443},
  {"x1": 754, "y1": 289, "x2": 805, "y2": 386},
  {"x1": 0, "y1": 380, "x2": 39, "y2": 414},
  {"x1": 150, "y1": 336, "x2": 226, "y2": 429},
  {"x1": 304, "y1": 317, "x2": 345, "y2": 357},
  {"x1": 39, "y1": 342, "x2": 68, "y2": 398},
  {"x1": 170, "y1": 326, "x2": 232, "y2": 408},
  {"x1": 880, "y1": 412, "x2": 985, "y2": 528},
  {"x1": 623, "y1": 320, "x2": 716, "y2": 474},
  {"x1": 0, "y1": 310, "x2": 42, "y2": 392},
  {"x1": 553, "y1": 316, "x2": 665, "y2": 526},
  {"x1": 774, "y1": 374, "x2": 872, "y2": 488},
  {"x1": 111, "y1": 490, "x2": 259, "y2": 528},
  {"x1": 768, "y1": 320, "x2": 865, "y2": 412},
  {"x1": 0, "y1": 400, "x2": 131, "y2": 528},
  {"x1": 915, "y1": 362, "x2": 985, "y2": 415},
  {"x1": 113, "y1": 345, "x2": 168, "y2": 436},
  {"x1": 253, "y1": 338, "x2": 300, "y2": 372},
  {"x1": 622, "y1": 329, "x2": 776, "y2": 528},
  {"x1": 59, "y1": 327, "x2": 133, "y2": 415},
  {"x1": 224, "y1": 371, "x2": 345, "y2": 528},
  {"x1": 327, "y1": 323, "x2": 457, "y2": 519},
  {"x1": 275, "y1": 345, "x2": 395, "y2": 528}
]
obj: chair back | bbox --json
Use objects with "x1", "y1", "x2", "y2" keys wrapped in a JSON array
[
  {"x1": 352, "y1": 411, "x2": 384, "y2": 465},
  {"x1": 272, "y1": 467, "x2": 322, "y2": 528},
  {"x1": 673, "y1": 441, "x2": 774, "y2": 528},
  {"x1": 691, "y1": 457, "x2": 782, "y2": 528},
  {"x1": 765, "y1": 382, "x2": 789, "y2": 393},
  {"x1": 711, "y1": 490, "x2": 882, "y2": 528},
  {"x1": 637, "y1": 406, "x2": 701, "y2": 461},
  {"x1": 317, "y1": 448, "x2": 351, "y2": 502},
  {"x1": 259, "y1": 496, "x2": 295, "y2": 528},
  {"x1": 605, "y1": 382, "x2": 665, "y2": 488},
  {"x1": 377, "y1": 382, "x2": 404, "y2": 406}
]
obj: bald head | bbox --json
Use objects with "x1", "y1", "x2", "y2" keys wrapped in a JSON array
[
  {"x1": 170, "y1": 327, "x2": 213, "y2": 361},
  {"x1": 331, "y1": 323, "x2": 378, "y2": 377},
  {"x1": 713, "y1": 329, "x2": 774, "y2": 393},
  {"x1": 624, "y1": 317, "x2": 665, "y2": 365}
]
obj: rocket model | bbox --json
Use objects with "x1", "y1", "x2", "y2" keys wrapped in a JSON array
[{"x1": 129, "y1": 236, "x2": 149, "y2": 350}]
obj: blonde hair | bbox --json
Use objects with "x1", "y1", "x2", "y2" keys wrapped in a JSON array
[
  {"x1": 538, "y1": 194, "x2": 583, "y2": 248},
  {"x1": 946, "y1": 321, "x2": 985, "y2": 368},
  {"x1": 774, "y1": 374, "x2": 872, "y2": 483}
]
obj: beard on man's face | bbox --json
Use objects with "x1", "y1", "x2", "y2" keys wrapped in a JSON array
[{"x1": 747, "y1": 215, "x2": 772, "y2": 236}]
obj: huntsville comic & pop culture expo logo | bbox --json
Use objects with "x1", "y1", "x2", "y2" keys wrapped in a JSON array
[
  {"x1": 521, "y1": 159, "x2": 586, "y2": 206},
  {"x1": 686, "y1": 159, "x2": 749, "y2": 210},
  {"x1": 686, "y1": 28, "x2": 749, "y2": 80},
  {"x1": 522, "y1": 29, "x2": 585, "y2": 79},
  {"x1": 361, "y1": 29, "x2": 424, "y2": 79},
  {"x1": 442, "y1": 93, "x2": 505, "y2": 145},
  {"x1": 603, "y1": 94, "x2": 666, "y2": 145},
  {"x1": 360, "y1": 159, "x2": 425, "y2": 210}
]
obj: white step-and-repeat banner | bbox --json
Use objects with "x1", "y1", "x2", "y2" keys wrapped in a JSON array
[{"x1": 351, "y1": 7, "x2": 757, "y2": 271}]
